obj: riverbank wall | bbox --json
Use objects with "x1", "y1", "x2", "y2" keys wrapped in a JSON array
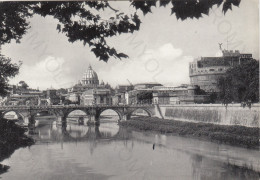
[{"x1": 154, "y1": 104, "x2": 260, "y2": 127}]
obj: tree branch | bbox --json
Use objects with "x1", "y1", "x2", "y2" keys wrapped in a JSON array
[{"x1": 106, "y1": 2, "x2": 119, "y2": 13}]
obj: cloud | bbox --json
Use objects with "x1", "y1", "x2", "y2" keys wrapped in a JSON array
[
  {"x1": 99, "y1": 43, "x2": 193, "y2": 86},
  {"x1": 9, "y1": 44, "x2": 193, "y2": 89},
  {"x1": 9, "y1": 56, "x2": 74, "y2": 90}
]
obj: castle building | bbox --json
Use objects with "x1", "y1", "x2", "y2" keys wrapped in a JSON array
[{"x1": 189, "y1": 50, "x2": 253, "y2": 92}]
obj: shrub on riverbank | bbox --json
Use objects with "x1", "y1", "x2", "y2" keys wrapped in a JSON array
[
  {"x1": 0, "y1": 118, "x2": 34, "y2": 173},
  {"x1": 119, "y1": 117, "x2": 259, "y2": 149}
]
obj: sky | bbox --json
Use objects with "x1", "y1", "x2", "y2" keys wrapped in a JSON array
[{"x1": 1, "y1": 0, "x2": 259, "y2": 90}]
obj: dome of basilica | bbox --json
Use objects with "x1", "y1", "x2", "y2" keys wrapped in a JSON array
[{"x1": 82, "y1": 65, "x2": 99, "y2": 85}]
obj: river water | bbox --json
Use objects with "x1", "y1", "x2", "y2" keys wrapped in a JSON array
[{"x1": 1, "y1": 113, "x2": 260, "y2": 180}]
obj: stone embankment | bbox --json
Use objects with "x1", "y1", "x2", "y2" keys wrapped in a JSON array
[{"x1": 154, "y1": 103, "x2": 259, "y2": 127}]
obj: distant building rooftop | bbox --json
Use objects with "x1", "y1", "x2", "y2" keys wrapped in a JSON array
[{"x1": 134, "y1": 82, "x2": 163, "y2": 90}]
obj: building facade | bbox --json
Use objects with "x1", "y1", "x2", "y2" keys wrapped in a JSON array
[
  {"x1": 112, "y1": 85, "x2": 134, "y2": 105},
  {"x1": 115, "y1": 85, "x2": 134, "y2": 94},
  {"x1": 123, "y1": 83, "x2": 162, "y2": 105},
  {"x1": 134, "y1": 82, "x2": 162, "y2": 90},
  {"x1": 189, "y1": 50, "x2": 253, "y2": 92},
  {"x1": 152, "y1": 85, "x2": 210, "y2": 104},
  {"x1": 4, "y1": 85, "x2": 43, "y2": 106},
  {"x1": 125, "y1": 89, "x2": 154, "y2": 105},
  {"x1": 80, "y1": 89, "x2": 111, "y2": 105},
  {"x1": 6, "y1": 94, "x2": 41, "y2": 106}
]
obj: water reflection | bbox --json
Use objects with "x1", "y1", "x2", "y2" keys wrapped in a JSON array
[
  {"x1": 1, "y1": 115, "x2": 260, "y2": 180},
  {"x1": 65, "y1": 122, "x2": 89, "y2": 139},
  {"x1": 190, "y1": 154, "x2": 260, "y2": 180},
  {"x1": 31, "y1": 116, "x2": 123, "y2": 143}
]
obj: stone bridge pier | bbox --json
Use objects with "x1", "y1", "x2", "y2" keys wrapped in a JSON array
[
  {"x1": 87, "y1": 108, "x2": 100, "y2": 126},
  {"x1": 57, "y1": 116, "x2": 67, "y2": 127}
]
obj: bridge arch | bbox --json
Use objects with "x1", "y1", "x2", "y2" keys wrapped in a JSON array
[
  {"x1": 97, "y1": 108, "x2": 123, "y2": 121},
  {"x1": 128, "y1": 107, "x2": 152, "y2": 119},
  {"x1": 64, "y1": 109, "x2": 89, "y2": 119},
  {"x1": 1, "y1": 110, "x2": 24, "y2": 121},
  {"x1": 32, "y1": 110, "x2": 58, "y2": 118}
]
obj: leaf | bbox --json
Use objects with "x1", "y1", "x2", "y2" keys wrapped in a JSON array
[
  {"x1": 56, "y1": 24, "x2": 61, "y2": 32},
  {"x1": 131, "y1": 1, "x2": 156, "y2": 15},
  {"x1": 117, "y1": 53, "x2": 129, "y2": 59},
  {"x1": 230, "y1": 0, "x2": 241, "y2": 7},
  {"x1": 222, "y1": 1, "x2": 232, "y2": 14},
  {"x1": 222, "y1": 0, "x2": 240, "y2": 14},
  {"x1": 159, "y1": 0, "x2": 171, "y2": 7}
]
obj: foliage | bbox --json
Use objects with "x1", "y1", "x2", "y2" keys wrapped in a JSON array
[
  {"x1": 0, "y1": 56, "x2": 20, "y2": 96},
  {"x1": 0, "y1": 118, "x2": 33, "y2": 173},
  {"x1": 63, "y1": 99, "x2": 72, "y2": 105},
  {"x1": 0, "y1": 1, "x2": 140, "y2": 62},
  {"x1": 0, "y1": 0, "x2": 240, "y2": 62},
  {"x1": 104, "y1": 82, "x2": 114, "y2": 93},
  {"x1": 0, "y1": 2, "x2": 33, "y2": 44},
  {"x1": 217, "y1": 59, "x2": 259, "y2": 103},
  {"x1": 194, "y1": 86, "x2": 207, "y2": 95},
  {"x1": 137, "y1": 91, "x2": 153, "y2": 103},
  {"x1": 208, "y1": 92, "x2": 218, "y2": 103},
  {"x1": 63, "y1": 99, "x2": 80, "y2": 105},
  {"x1": 56, "y1": 88, "x2": 68, "y2": 95},
  {"x1": 0, "y1": 118, "x2": 34, "y2": 162},
  {"x1": 18, "y1": 80, "x2": 29, "y2": 89},
  {"x1": 131, "y1": 0, "x2": 241, "y2": 19}
]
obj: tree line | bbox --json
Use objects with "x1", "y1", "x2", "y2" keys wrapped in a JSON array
[{"x1": 217, "y1": 59, "x2": 259, "y2": 104}]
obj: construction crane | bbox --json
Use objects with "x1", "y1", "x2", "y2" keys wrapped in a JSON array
[
  {"x1": 127, "y1": 79, "x2": 133, "y2": 87},
  {"x1": 218, "y1": 43, "x2": 223, "y2": 50}
]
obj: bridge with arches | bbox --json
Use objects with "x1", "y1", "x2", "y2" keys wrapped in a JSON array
[{"x1": 0, "y1": 104, "x2": 156, "y2": 126}]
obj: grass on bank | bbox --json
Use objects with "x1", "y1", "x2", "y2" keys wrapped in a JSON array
[{"x1": 119, "y1": 117, "x2": 259, "y2": 149}]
